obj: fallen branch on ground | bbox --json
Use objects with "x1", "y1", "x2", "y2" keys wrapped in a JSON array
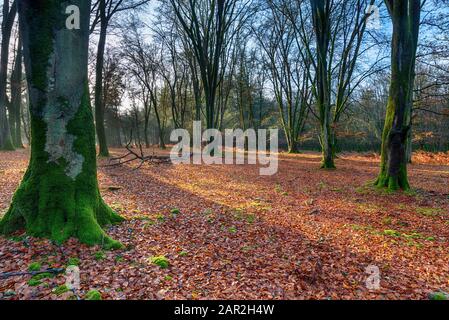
[
  {"x1": 104, "y1": 142, "x2": 171, "y2": 170},
  {"x1": 0, "y1": 268, "x2": 65, "y2": 279}
]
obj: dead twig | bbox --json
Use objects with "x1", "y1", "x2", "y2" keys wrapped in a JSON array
[
  {"x1": 0, "y1": 268, "x2": 65, "y2": 279},
  {"x1": 104, "y1": 138, "x2": 171, "y2": 170}
]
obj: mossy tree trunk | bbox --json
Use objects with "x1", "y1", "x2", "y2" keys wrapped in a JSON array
[
  {"x1": 0, "y1": 0, "x2": 123, "y2": 248},
  {"x1": 310, "y1": 0, "x2": 335, "y2": 169},
  {"x1": 0, "y1": 0, "x2": 16, "y2": 151},
  {"x1": 375, "y1": 0, "x2": 420, "y2": 191}
]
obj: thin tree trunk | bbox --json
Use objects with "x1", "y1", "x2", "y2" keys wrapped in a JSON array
[
  {"x1": 191, "y1": 69, "x2": 202, "y2": 122},
  {"x1": 186, "y1": 51, "x2": 201, "y2": 122},
  {"x1": 144, "y1": 116, "x2": 150, "y2": 148},
  {"x1": 0, "y1": 0, "x2": 123, "y2": 248},
  {"x1": 205, "y1": 87, "x2": 215, "y2": 130},
  {"x1": 406, "y1": 125, "x2": 413, "y2": 164},
  {"x1": 21, "y1": 87, "x2": 30, "y2": 143},
  {"x1": 11, "y1": 33, "x2": 24, "y2": 148},
  {"x1": 94, "y1": 0, "x2": 109, "y2": 157},
  {"x1": 0, "y1": 0, "x2": 17, "y2": 150},
  {"x1": 150, "y1": 93, "x2": 165, "y2": 149},
  {"x1": 133, "y1": 110, "x2": 141, "y2": 146}
]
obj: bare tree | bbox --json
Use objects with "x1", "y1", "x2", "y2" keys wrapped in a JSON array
[
  {"x1": 103, "y1": 49, "x2": 126, "y2": 147},
  {"x1": 254, "y1": 0, "x2": 311, "y2": 153},
  {"x1": 166, "y1": 0, "x2": 250, "y2": 129},
  {"x1": 90, "y1": 0, "x2": 150, "y2": 156},
  {"x1": 122, "y1": 22, "x2": 167, "y2": 149},
  {"x1": 155, "y1": 24, "x2": 190, "y2": 129}
]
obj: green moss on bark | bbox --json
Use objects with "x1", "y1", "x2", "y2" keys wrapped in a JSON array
[
  {"x1": 0, "y1": 89, "x2": 123, "y2": 249},
  {"x1": 0, "y1": 0, "x2": 123, "y2": 249},
  {"x1": 374, "y1": 1, "x2": 420, "y2": 192},
  {"x1": 375, "y1": 98, "x2": 411, "y2": 192},
  {"x1": 319, "y1": 127, "x2": 336, "y2": 169}
]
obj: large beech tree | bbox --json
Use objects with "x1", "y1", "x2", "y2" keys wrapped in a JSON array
[
  {"x1": 375, "y1": 0, "x2": 421, "y2": 190},
  {"x1": 0, "y1": 0, "x2": 123, "y2": 248}
]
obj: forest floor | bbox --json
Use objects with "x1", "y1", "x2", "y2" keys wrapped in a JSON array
[{"x1": 0, "y1": 148, "x2": 448, "y2": 300}]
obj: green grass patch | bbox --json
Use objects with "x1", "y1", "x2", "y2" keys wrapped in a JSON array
[
  {"x1": 355, "y1": 186, "x2": 370, "y2": 195},
  {"x1": 9, "y1": 234, "x2": 27, "y2": 243},
  {"x1": 382, "y1": 217, "x2": 393, "y2": 226},
  {"x1": 274, "y1": 184, "x2": 282, "y2": 193},
  {"x1": 28, "y1": 262, "x2": 42, "y2": 272},
  {"x1": 275, "y1": 184, "x2": 289, "y2": 196},
  {"x1": 347, "y1": 224, "x2": 375, "y2": 232},
  {"x1": 53, "y1": 285, "x2": 70, "y2": 296},
  {"x1": 27, "y1": 273, "x2": 54, "y2": 287},
  {"x1": 429, "y1": 292, "x2": 449, "y2": 300},
  {"x1": 317, "y1": 181, "x2": 327, "y2": 191},
  {"x1": 228, "y1": 226, "x2": 237, "y2": 234},
  {"x1": 245, "y1": 214, "x2": 256, "y2": 224},
  {"x1": 234, "y1": 211, "x2": 256, "y2": 224},
  {"x1": 416, "y1": 207, "x2": 443, "y2": 217},
  {"x1": 383, "y1": 229, "x2": 436, "y2": 242},
  {"x1": 110, "y1": 202, "x2": 125, "y2": 212},
  {"x1": 143, "y1": 220, "x2": 156, "y2": 228},
  {"x1": 202, "y1": 208, "x2": 214, "y2": 216},
  {"x1": 402, "y1": 232, "x2": 423, "y2": 239},
  {"x1": 131, "y1": 214, "x2": 151, "y2": 221},
  {"x1": 357, "y1": 183, "x2": 396, "y2": 196},
  {"x1": 85, "y1": 290, "x2": 102, "y2": 300},
  {"x1": 241, "y1": 246, "x2": 255, "y2": 253},
  {"x1": 357, "y1": 203, "x2": 383, "y2": 213},
  {"x1": 94, "y1": 251, "x2": 106, "y2": 261},
  {"x1": 28, "y1": 278, "x2": 42, "y2": 287},
  {"x1": 149, "y1": 256, "x2": 170, "y2": 269},
  {"x1": 67, "y1": 257, "x2": 80, "y2": 266},
  {"x1": 383, "y1": 229, "x2": 402, "y2": 237},
  {"x1": 115, "y1": 255, "x2": 125, "y2": 263},
  {"x1": 249, "y1": 201, "x2": 263, "y2": 207}
]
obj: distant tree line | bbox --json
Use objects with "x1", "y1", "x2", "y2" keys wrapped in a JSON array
[{"x1": 0, "y1": 0, "x2": 448, "y2": 187}]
